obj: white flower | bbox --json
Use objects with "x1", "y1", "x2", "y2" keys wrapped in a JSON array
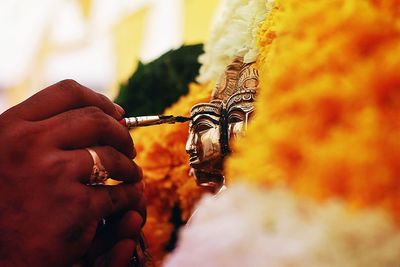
[
  {"x1": 197, "y1": 0, "x2": 275, "y2": 83},
  {"x1": 163, "y1": 183, "x2": 400, "y2": 267}
]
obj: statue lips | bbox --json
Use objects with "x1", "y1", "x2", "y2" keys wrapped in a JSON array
[
  {"x1": 188, "y1": 152, "x2": 201, "y2": 167},
  {"x1": 186, "y1": 139, "x2": 199, "y2": 165}
]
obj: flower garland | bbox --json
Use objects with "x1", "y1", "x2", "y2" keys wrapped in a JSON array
[
  {"x1": 132, "y1": 82, "x2": 213, "y2": 266},
  {"x1": 165, "y1": 0, "x2": 400, "y2": 265},
  {"x1": 197, "y1": 0, "x2": 275, "y2": 83},
  {"x1": 256, "y1": 3, "x2": 279, "y2": 66},
  {"x1": 165, "y1": 184, "x2": 400, "y2": 267},
  {"x1": 227, "y1": 0, "x2": 400, "y2": 223}
]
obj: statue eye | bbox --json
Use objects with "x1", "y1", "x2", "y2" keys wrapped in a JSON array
[
  {"x1": 228, "y1": 116, "x2": 242, "y2": 123},
  {"x1": 228, "y1": 111, "x2": 245, "y2": 123},
  {"x1": 194, "y1": 123, "x2": 213, "y2": 132}
]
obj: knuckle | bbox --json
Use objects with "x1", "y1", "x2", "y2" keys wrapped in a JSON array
[
  {"x1": 57, "y1": 79, "x2": 85, "y2": 101},
  {"x1": 85, "y1": 107, "x2": 108, "y2": 124},
  {"x1": 98, "y1": 93, "x2": 112, "y2": 106},
  {"x1": 85, "y1": 106, "x2": 103, "y2": 115},
  {"x1": 4, "y1": 122, "x2": 39, "y2": 156},
  {"x1": 91, "y1": 113, "x2": 111, "y2": 130},
  {"x1": 41, "y1": 153, "x2": 69, "y2": 179},
  {"x1": 97, "y1": 94, "x2": 116, "y2": 115},
  {"x1": 57, "y1": 79, "x2": 81, "y2": 90},
  {"x1": 106, "y1": 146, "x2": 121, "y2": 163}
]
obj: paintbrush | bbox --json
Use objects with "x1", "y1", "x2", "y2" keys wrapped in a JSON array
[{"x1": 119, "y1": 115, "x2": 191, "y2": 128}]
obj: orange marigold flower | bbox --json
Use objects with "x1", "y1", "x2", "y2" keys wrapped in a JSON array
[{"x1": 227, "y1": 0, "x2": 400, "y2": 224}]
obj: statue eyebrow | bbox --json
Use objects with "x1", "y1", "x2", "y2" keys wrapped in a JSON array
[
  {"x1": 190, "y1": 111, "x2": 221, "y2": 119},
  {"x1": 227, "y1": 106, "x2": 254, "y2": 112},
  {"x1": 191, "y1": 114, "x2": 220, "y2": 125}
]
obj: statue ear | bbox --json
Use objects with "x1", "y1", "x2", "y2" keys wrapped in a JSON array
[{"x1": 219, "y1": 105, "x2": 230, "y2": 157}]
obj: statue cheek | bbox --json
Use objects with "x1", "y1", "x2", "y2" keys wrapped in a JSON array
[
  {"x1": 229, "y1": 121, "x2": 246, "y2": 140},
  {"x1": 199, "y1": 128, "x2": 220, "y2": 160},
  {"x1": 197, "y1": 131, "x2": 209, "y2": 160},
  {"x1": 234, "y1": 121, "x2": 246, "y2": 137}
]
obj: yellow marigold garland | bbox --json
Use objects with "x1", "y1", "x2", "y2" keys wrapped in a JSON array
[
  {"x1": 132, "y1": 82, "x2": 213, "y2": 266},
  {"x1": 256, "y1": 3, "x2": 279, "y2": 65},
  {"x1": 227, "y1": 0, "x2": 400, "y2": 223}
]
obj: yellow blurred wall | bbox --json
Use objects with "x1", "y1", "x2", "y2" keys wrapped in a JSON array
[
  {"x1": 2, "y1": 0, "x2": 221, "y2": 109},
  {"x1": 112, "y1": 7, "x2": 149, "y2": 98},
  {"x1": 183, "y1": 0, "x2": 221, "y2": 44},
  {"x1": 111, "y1": 0, "x2": 220, "y2": 97}
]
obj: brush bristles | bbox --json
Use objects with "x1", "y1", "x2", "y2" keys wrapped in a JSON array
[{"x1": 175, "y1": 116, "x2": 191, "y2": 122}]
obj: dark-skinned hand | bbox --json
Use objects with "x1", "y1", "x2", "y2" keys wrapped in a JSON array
[{"x1": 0, "y1": 80, "x2": 145, "y2": 267}]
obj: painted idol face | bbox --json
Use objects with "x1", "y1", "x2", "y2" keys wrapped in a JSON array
[
  {"x1": 226, "y1": 90, "x2": 256, "y2": 140},
  {"x1": 226, "y1": 63, "x2": 258, "y2": 140},
  {"x1": 185, "y1": 57, "x2": 259, "y2": 192},
  {"x1": 185, "y1": 102, "x2": 225, "y2": 188}
]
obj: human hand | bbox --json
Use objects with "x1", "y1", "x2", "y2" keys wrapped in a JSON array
[
  {"x1": 73, "y1": 211, "x2": 146, "y2": 267},
  {"x1": 0, "y1": 80, "x2": 145, "y2": 267}
]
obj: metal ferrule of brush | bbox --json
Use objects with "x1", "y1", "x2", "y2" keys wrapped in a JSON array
[{"x1": 125, "y1": 115, "x2": 174, "y2": 128}]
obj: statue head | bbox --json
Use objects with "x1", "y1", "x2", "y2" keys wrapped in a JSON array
[
  {"x1": 185, "y1": 57, "x2": 259, "y2": 191},
  {"x1": 185, "y1": 101, "x2": 226, "y2": 188},
  {"x1": 226, "y1": 62, "x2": 258, "y2": 140},
  {"x1": 226, "y1": 89, "x2": 256, "y2": 140}
]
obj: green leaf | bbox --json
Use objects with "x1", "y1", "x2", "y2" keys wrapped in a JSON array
[{"x1": 115, "y1": 44, "x2": 204, "y2": 117}]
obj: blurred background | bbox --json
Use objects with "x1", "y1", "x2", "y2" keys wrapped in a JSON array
[{"x1": 0, "y1": 0, "x2": 221, "y2": 113}]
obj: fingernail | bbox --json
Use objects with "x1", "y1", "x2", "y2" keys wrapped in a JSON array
[{"x1": 114, "y1": 103, "x2": 125, "y2": 116}]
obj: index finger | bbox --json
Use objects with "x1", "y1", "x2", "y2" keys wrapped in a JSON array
[{"x1": 9, "y1": 79, "x2": 122, "y2": 121}]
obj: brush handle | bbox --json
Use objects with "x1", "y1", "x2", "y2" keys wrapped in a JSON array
[{"x1": 119, "y1": 115, "x2": 177, "y2": 128}]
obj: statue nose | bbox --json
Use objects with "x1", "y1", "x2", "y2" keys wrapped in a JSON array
[{"x1": 185, "y1": 134, "x2": 196, "y2": 153}]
